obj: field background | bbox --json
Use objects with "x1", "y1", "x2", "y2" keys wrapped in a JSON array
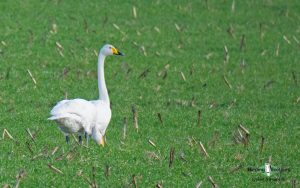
[{"x1": 0, "y1": 0, "x2": 299, "y2": 187}]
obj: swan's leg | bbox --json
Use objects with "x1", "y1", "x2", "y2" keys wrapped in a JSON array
[
  {"x1": 85, "y1": 132, "x2": 89, "y2": 146},
  {"x1": 65, "y1": 135, "x2": 70, "y2": 144},
  {"x1": 78, "y1": 135, "x2": 82, "y2": 144}
]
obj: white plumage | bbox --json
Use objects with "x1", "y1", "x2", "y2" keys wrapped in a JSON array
[{"x1": 48, "y1": 44, "x2": 123, "y2": 146}]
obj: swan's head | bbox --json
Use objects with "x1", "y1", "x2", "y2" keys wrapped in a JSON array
[
  {"x1": 92, "y1": 128, "x2": 105, "y2": 147},
  {"x1": 100, "y1": 44, "x2": 124, "y2": 57}
]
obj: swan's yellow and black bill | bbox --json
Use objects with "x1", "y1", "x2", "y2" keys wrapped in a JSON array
[{"x1": 112, "y1": 47, "x2": 124, "y2": 56}]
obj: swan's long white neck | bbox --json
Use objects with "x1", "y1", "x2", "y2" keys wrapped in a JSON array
[{"x1": 97, "y1": 53, "x2": 110, "y2": 104}]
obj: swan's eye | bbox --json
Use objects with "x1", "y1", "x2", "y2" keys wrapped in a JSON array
[{"x1": 109, "y1": 46, "x2": 112, "y2": 49}]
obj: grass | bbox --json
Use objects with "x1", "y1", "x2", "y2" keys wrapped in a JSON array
[{"x1": 0, "y1": 0, "x2": 299, "y2": 187}]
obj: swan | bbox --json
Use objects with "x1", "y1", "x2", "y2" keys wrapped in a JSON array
[{"x1": 48, "y1": 44, "x2": 124, "y2": 146}]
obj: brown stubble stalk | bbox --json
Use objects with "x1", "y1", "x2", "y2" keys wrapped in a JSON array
[
  {"x1": 157, "y1": 113, "x2": 163, "y2": 125},
  {"x1": 190, "y1": 63, "x2": 195, "y2": 75},
  {"x1": 292, "y1": 71, "x2": 297, "y2": 85},
  {"x1": 209, "y1": 131, "x2": 220, "y2": 147},
  {"x1": 132, "y1": 6, "x2": 137, "y2": 18},
  {"x1": 83, "y1": 19, "x2": 89, "y2": 33},
  {"x1": 2, "y1": 129, "x2": 17, "y2": 143},
  {"x1": 55, "y1": 41, "x2": 64, "y2": 57},
  {"x1": 138, "y1": 68, "x2": 150, "y2": 79},
  {"x1": 104, "y1": 165, "x2": 111, "y2": 178},
  {"x1": 47, "y1": 164, "x2": 63, "y2": 174},
  {"x1": 51, "y1": 146, "x2": 59, "y2": 156},
  {"x1": 259, "y1": 22, "x2": 264, "y2": 39},
  {"x1": 180, "y1": 71, "x2": 186, "y2": 81},
  {"x1": 71, "y1": 134, "x2": 80, "y2": 146},
  {"x1": 15, "y1": 170, "x2": 26, "y2": 188},
  {"x1": 291, "y1": 179, "x2": 297, "y2": 188},
  {"x1": 55, "y1": 152, "x2": 65, "y2": 161},
  {"x1": 197, "y1": 110, "x2": 202, "y2": 127},
  {"x1": 191, "y1": 97, "x2": 196, "y2": 107},
  {"x1": 259, "y1": 136, "x2": 265, "y2": 153},
  {"x1": 25, "y1": 128, "x2": 36, "y2": 143},
  {"x1": 27, "y1": 69, "x2": 37, "y2": 86},
  {"x1": 231, "y1": 0, "x2": 235, "y2": 12},
  {"x1": 174, "y1": 23, "x2": 181, "y2": 32},
  {"x1": 283, "y1": 35, "x2": 291, "y2": 44},
  {"x1": 239, "y1": 124, "x2": 250, "y2": 145},
  {"x1": 208, "y1": 176, "x2": 219, "y2": 188},
  {"x1": 169, "y1": 147, "x2": 175, "y2": 168},
  {"x1": 140, "y1": 45, "x2": 147, "y2": 56},
  {"x1": 224, "y1": 45, "x2": 229, "y2": 64},
  {"x1": 123, "y1": 117, "x2": 128, "y2": 140},
  {"x1": 148, "y1": 139, "x2": 156, "y2": 148},
  {"x1": 156, "y1": 182, "x2": 163, "y2": 188},
  {"x1": 132, "y1": 174, "x2": 138, "y2": 188},
  {"x1": 230, "y1": 164, "x2": 243, "y2": 173},
  {"x1": 77, "y1": 170, "x2": 93, "y2": 187},
  {"x1": 275, "y1": 43, "x2": 280, "y2": 56},
  {"x1": 205, "y1": 0, "x2": 209, "y2": 10},
  {"x1": 223, "y1": 75, "x2": 232, "y2": 89},
  {"x1": 26, "y1": 141, "x2": 34, "y2": 155},
  {"x1": 92, "y1": 166, "x2": 98, "y2": 188},
  {"x1": 240, "y1": 34, "x2": 245, "y2": 51},
  {"x1": 132, "y1": 106, "x2": 139, "y2": 132},
  {"x1": 157, "y1": 64, "x2": 169, "y2": 79},
  {"x1": 227, "y1": 24, "x2": 235, "y2": 38},
  {"x1": 199, "y1": 142, "x2": 209, "y2": 158},
  {"x1": 195, "y1": 181, "x2": 203, "y2": 188}
]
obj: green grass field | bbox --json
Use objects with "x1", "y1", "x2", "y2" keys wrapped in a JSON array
[{"x1": 1, "y1": 0, "x2": 299, "y2": 187}]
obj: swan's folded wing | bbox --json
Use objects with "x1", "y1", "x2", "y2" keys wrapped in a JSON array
[{"x1": 48, "y1": 99, "x2": 96, "y2": 133}]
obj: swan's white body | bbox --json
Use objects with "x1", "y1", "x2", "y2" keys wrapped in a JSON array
[
  {"x1": 48, "y1": 99, "x2": 111, "y2": 136},
  {"x1": 48, "y1": 44, "x2": 123, "y2": 146}
]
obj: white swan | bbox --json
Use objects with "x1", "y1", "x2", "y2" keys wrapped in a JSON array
[{"x1": 48, "y1": 44, "x2": 124, "y2": 146}]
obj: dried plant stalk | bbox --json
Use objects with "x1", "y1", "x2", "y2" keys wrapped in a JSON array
[
  {"x1": 174, "y1": 23, "x2": 181, "y2": 32},
  {"x1": 25, "y1": 128, "x2": 36, "y2": 143},
  {"x1": 240, "y1": 34, "x2": 245, "y2": 50},
  {"x1": 138, "y1": 68, "x2": 150, "y2": 79},
  {"x1": 123, "y1": 117, "x2": 128, "y2": 140},
  {"x1": 27, "y1": 69, "x2": 37, "y2": 85},
  {"x1": 51, "y1": 146, "x2": 59, "y2": 155},
  {"x1": 47, "y1": 164, "x2": 63, "y2": 174},
  {"x1": 195, "y1": 181, "x2": 203, "y2": 188},
  {"x1": 224, "y1": 45, "x2": 229, "y2": 64},
  {"x1": 92, "y1": 166, "x2": 98, "y2": 188},
  {"x1": 199, "y1": 142, "x2": 209, "y2": 158},
  {"x1": 197, "y1": 110, "x2": 202, "y2": 126},
  {"x1": 26, "y1": 141, "x2": 33, "y2": 154},
  {"x1": 223, "y1": 75, "x2": 232, "y2": 89},
  {"x1": 104, "y1": 165, "x2": 110, "y2": 178},
  {"x1": 180, "y1": 72, "x2": 186, "y2": 81},
  {"x1": 132, "y1": 6, "x2": 137, "y2": 18},
  {"x1": 132, "y1": 174, "x2": 138, "y2": 188},
  {"x1": 169, "y1": 147, "x2": 175, "y2": 167},
  {"x1": 208, "y1": 176, "x2": 219, "y2": 188},
  {"x1": 259, "y1": 136, "x2": 265, "y2": 153},
  {"x1": 15, "y1": 169, "x2": 26, "y2": 188},
  {"x1": 276, "y1": 43, "x2": 280, "y2": 56},
  {"x1": 157, "y1": 113, "x2": 163, "y2": 125},
  {"x1": 3, "y1": 129, "x2": 14, "y2": 140},
  {"x1": 148, "y1": 139, "x2": 156, "y2": 148},
  {"x1": 233, "y1": 125, "x2": 250, "y2": 146},
  {"x1": 132, "y1": 106, "x2": 139, "y2": 132}
]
